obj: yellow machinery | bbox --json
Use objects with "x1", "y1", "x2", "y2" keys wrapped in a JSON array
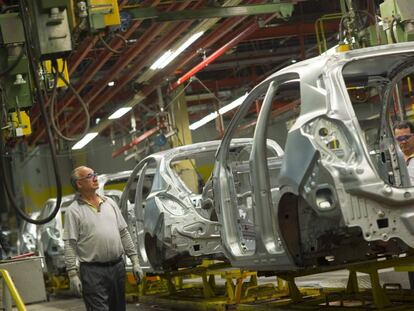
[
  {"x1": 132, "y1": 258, "x2": 414, "y2": 311},
  {"x1": 0, "y1": 269, "x2": 26, "y2": 310}
]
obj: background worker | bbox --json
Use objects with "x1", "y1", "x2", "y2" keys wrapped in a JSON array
[
  {"x1": 394, "y1": 120, "x2": 414, "y2": 185},
  {"x1": 63, "y1": 166, "x2": 143, "y2": 311},
  {"x1": 394, "y1": 120, "x2": 414, "y2": 289}
]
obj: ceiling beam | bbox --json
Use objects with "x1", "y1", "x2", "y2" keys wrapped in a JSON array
[
  {"x1": 246, "y1": 20, "x2": 339, "y2": 40},
  {"x1": 127, "y1": 3, "x2": 295, "y2": 21}
]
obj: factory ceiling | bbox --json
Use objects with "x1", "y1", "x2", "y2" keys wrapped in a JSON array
[{"x1": 20, "y1": 0, "x2": 350, "y2": 147}]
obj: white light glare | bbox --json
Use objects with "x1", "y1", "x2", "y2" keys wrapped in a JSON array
[
  {"x1": 107, "y1": 81, "x2": 115, "y2": 87},
  {"x1": 218, "y1": 93, "x2": 248, "y2": 114},
  {"x1": 189, "y1": 94, "x2": 248, "y2": 131},
  {"x1": 72, "y1": 132, "x2": 99, "y2": 150},
  {"x1": 150, "y1": 32, "x2": 204, "y2": 70},
  {"x1": 150, "y1": 50, "x2": 173, "y2": 70},
  {"x1": 108, "y1": 107, "x2": 132, "y2": 120},
  {"x1": 189, "y1": 112, "x2": 218, "y2": 130}
]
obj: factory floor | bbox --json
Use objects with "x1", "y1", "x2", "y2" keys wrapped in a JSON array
[
  {"x1": 21, "y1": 298, "x2": 172, "y2": 310},
  {"x1": 15, "y1": 269, "x2": 413, "y2": 310}
]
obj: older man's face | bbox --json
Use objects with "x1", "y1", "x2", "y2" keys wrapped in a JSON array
[
  {"x1": 395, "y1": 127, "x2": 414, "y2": 156},
  {"x1": 76, "y1": 167, "x2": 99, "y2": 192}
]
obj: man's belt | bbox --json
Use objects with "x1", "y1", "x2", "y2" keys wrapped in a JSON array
[{"x1": 81, "y1": 256, "x2": 123, "y2": 267}]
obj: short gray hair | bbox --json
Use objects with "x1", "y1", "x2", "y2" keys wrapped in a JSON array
[{"x1": 70, "y1": 166, "x2": 87, "y2": 191}]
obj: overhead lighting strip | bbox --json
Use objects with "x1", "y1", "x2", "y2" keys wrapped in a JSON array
[
  {"x1": 150, "y1": 32, "x2": 204, "y2": 70},
  {"x1": 108, "y1": 107, "x2": 132, "y2": 120},
  {"x1": 72, "y1": 132, "x2": 99, "y2": 150},
  {"x1": 189, "y1": 93, "x2": 248, "y2": 131}
]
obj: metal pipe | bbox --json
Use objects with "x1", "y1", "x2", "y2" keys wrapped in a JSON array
[
  {"x1": 0, "y1": 269, "x2": 26, "y2": 310},
  {"x1": 65, "y1": 2, "x2": 206, "y2": 135},
  {"x1": 29, "y1": 1, "x2": 164, "y2": 144},
  {"x1": 171, "y1": 19, "x2": 261, "y2": 90},
  {"x1": 112, "y1": 126, "x2": 160, "y2": 158}
]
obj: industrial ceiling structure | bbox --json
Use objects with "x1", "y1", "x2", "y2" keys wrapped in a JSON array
[{"x1": 21, "y1": 0, "x2": 348, "y2": 149}]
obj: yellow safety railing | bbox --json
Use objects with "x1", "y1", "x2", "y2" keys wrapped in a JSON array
[
  {"x1": 0, "y1": 269, "x2": 26, "y2": 311},
  {"x1": 315, "y1": 13, "x2": 343, "y2": 54}
]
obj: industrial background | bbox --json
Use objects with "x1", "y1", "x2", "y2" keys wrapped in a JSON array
[{"x1": 1, "y1": 0, "x2": 414, "y2": 310}]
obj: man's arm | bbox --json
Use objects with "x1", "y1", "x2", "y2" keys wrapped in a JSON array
[
  {"x1": 120, "y1": 228, "x2": 137, "y2": 258},
  {"x1": 64, "y1": 239, "x2": 82, "y2": 296},
  {"x1": 64, "y1": 239, "x2": 78, "y2": 272},
  {"x1": 120, "y1": 228, "x2": 143, "y2": 283}
]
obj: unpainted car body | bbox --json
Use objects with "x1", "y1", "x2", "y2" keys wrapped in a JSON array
[
  {"x1": 212, "y1": 42, "x2": 414, "y2": 273},
  {"x1": 120, "y1": 139, "x2": 284, "y2": 273}
]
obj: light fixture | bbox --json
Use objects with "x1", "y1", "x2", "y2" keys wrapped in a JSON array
[
  {"x1": 189, "y1": 111, "x2": 218, "y2": 130},
  {"x1": 218, "y1": 93, "x2": 248, "y2": 115},
  {"x1": 108, "y1": 81, "x2": 115, "y2": 87},
  {"x1": 72, "y1": 132, "x2": 99, "y2": 150},
  {"x1": 150, "y1": 32, "x2": 204, "y2": 70},
  {"x1": 108, "y1": 107, "x2": 132, "y2": 120},
  {"x1": 189, "y1": 93, "x2": 248, "y2": 131},
  {"x1": 150, "y1": 50, "x2": 173, "y2": 70}
]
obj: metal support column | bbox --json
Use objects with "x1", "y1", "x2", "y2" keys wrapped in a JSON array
[
  {"x1": 2, "y1": 278, "x2": 12, "y2": 311},
  {"x1": 168, "y1": 85, "x2": 198, "y2": 192},
  {"x1": 346, "y1": 269, "x2": 359, "y2": 294}
]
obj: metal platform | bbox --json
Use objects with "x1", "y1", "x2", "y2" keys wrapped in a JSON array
[{"x1": 133, "y1": 258, "x2": 414, "y2": 311}]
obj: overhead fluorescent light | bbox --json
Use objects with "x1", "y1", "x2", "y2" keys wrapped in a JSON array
[
  {"x1": 150, "y1": 50, "x2": 173, "y2": 70},
  {"x1": 72, "y1": 132, "x2": 99, "y2": 150},
  {"x1": 108, "y1": 107, "x2": 132, "y2": 119},
  {"x1": 189, "y1": 93, "x2": 249, "y2": 131},
  {"x1": 150, "y1": 31, "x2": 204, "y2": 70},
  {"x1": 218, "y1": 93, "x2": 248, "y2": 115},
  {"x1": 189, "y1": 111, "x2": 218, "y2": 130}
]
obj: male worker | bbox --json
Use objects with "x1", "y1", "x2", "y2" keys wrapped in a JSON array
[
  {"x1": 63, "y1": 166, "x2": 143, "y2": 311},
  {"x1": 394, "y1": 120, "x2": 414, "y2": 289},
  {"x1": 394, "y1": 120, "x2": 414, "y2": 185}
]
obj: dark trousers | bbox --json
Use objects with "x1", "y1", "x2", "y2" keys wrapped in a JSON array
[{"x1": 80, "y1": 260, "x2": 126, "y2": 311}]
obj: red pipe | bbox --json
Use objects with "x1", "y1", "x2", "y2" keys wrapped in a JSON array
[
  {"x1": 11, "y1": 252, "x2": 36, "y2": 260},
  {"x1": 29, "y1": 0, "x2": 164, "y2": 145},
  {"x1": 171, "y1": 19, "x2": 261, "y2": 90},
  {"x1": 65, "y1": 2, "x2": 203, "y2": 136},
  {"x1": 112, "y1": 126, "x2": 160, "y2": 158}
]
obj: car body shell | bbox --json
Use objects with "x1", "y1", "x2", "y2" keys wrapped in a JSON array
[
  {"x1": 120, "y1": 138, "x2": 284, "y2": 272},
  {"x1": 212, "y1": 42, "x2": 414, "y2": 273}
]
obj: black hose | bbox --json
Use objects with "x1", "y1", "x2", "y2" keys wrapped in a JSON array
[
  {"x1": 98, "y1": 33, "x2": 128, "y2": 54},
  {"x1": 0, "y1": 0, "x2": 63, "y2": 225},
  {"x1": 49, "y1": 60, "x2": 91, "y2": 141},
  {"x1": 0, "y1": 45, "x2": 24, "y2": 77}
]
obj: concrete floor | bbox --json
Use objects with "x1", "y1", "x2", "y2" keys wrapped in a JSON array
[
  {"x1": 16, "y1": 269, "x2": 413, "y2": 310},
  {"x1": 21, "y1": 297, "x2": 173, "y2": 311}
]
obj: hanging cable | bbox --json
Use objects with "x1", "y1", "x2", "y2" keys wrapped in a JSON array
[
  {"x1": 99, "y1": 33, "x2": 128, "y2": 54},
  {"x1": 0, "y1": 44, "x2": 25, "y2": 78},
  {"x1": 192, "y1": 77, "x2": 223, "y2": 105},
  {"x1": 0, "y1": 0, "x2": 63, "y2": 225},
  {"x1": 49, "y1": 59, "x2": 91, "y2": 141}
]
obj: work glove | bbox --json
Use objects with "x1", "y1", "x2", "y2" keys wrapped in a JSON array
[
  {"x1": 68, "y1": 269, "x2": 82, "y2": 297},
  {"x1": 130, "y1": 255, "x2": 144, "y2": 284}
]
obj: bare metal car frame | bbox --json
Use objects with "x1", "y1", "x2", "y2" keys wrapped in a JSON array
[
  {"x1": 212, "y1": 42, "x2": 414, "y2": 273},
  {"x1": 120, "y1": 139, "x2": 284, "y2": 272}
]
